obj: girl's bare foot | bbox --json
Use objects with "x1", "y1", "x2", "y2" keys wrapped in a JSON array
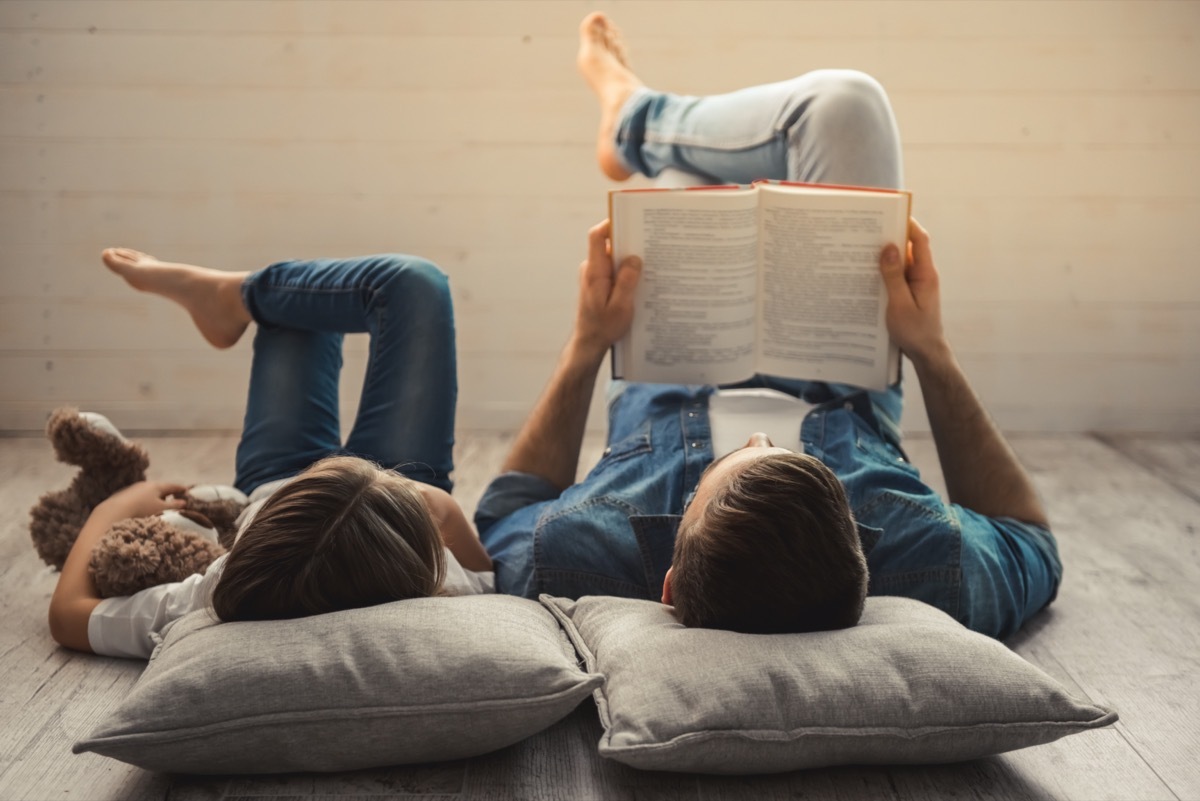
[
  {"x1": 101, "y1": 247, "x2": 252, "y2": 349},
  {"x1": 577, "y1": 12, "x2": 642, "y2": 181}
]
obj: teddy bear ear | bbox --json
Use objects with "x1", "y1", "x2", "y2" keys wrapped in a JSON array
[
  {"x1": 75, "y1": 412, "x2": 125, "y2": 441},
  {"x1": 44, "y1": 406, "x2": 149, "y2": 476}
]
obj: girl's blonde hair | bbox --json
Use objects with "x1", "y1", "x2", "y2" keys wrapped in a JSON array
[{"x1": 211, "y1": 456, "x2": 445, "y2": 621}]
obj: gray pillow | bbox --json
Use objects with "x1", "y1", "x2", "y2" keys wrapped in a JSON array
[
  {"x1": 541, "y1": 594, "x2": 1117, "y2": 774},
  {"x1": 75, "y1": 595, "x2": 602, "y2": 774}
]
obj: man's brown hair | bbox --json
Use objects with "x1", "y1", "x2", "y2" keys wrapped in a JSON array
[
  {"x1": 211, "y1": 456, "x2": 445, "y2": 621},
  {"x1": 670, "y1": 452, "x2": 867, "y2": 634}
]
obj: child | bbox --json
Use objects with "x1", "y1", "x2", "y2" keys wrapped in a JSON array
[{"x1": 49, "y1": 249, "x2": 493, "y2": 659}]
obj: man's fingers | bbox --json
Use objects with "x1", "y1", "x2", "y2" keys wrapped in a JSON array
[
  {"x1": 605, "y1": 256, "x2": 641, "y2": 313},
  {"x1": 587, "y1": 220, "x2": 611, "y2": 267},
  {"x1": 878, "y1": 243, "x2": 911, "y2": 302},
  {"x1": 613, "y1": 255, "x2": 642, "y2": 292},
  {"x1": 907, "y1": 218, "x2": 936, "y2": 282}
]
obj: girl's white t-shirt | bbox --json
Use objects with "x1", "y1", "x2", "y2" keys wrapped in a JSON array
[{"x1": 87, "y1": 479, "x2": 495, "y2": 660}]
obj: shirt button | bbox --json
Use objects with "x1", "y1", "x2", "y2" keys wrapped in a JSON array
[
  {"x1": 603, "y1": 447, "x2": 612, "y2": 455},
  {"x1": 691, "y1": 442, "x2": 702, "y2": 449},
  {"x1": 687, "y1": 411, "x2": 697, "y2": 418}
]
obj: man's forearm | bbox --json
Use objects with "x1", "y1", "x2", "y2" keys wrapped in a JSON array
[
  {"x1": 501, "y1": 335, "x2": 608, "y2": 490},
  {"x1": 912, "y1": 345, "x2": 1050, "y2": 528},
  {"x1": 504, "y1": 220, "x2": 640, "y2": 491}
]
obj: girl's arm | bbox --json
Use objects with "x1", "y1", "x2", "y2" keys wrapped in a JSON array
[
  {"x1": 48, "y1": 481, "x2": 187, "y2": 652},
  {"x1": 417, "y1": 485, "x2": 493, "y2": 572}
]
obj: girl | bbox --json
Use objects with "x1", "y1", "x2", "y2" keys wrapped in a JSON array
[{"x1": 49, "y1": 249, "x2": 493, "y2": 659}]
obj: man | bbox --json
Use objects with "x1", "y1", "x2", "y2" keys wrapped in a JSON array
[{"x1": 474, "y1": 14, "x2": 1061, "y2": 640}]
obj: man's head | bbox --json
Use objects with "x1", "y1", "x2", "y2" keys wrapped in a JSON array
[{"x1": 664, "y1": 434, "x2": 867, "y2": 634}]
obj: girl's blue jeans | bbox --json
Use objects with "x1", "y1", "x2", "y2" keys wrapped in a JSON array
[{"x1": 233, "y1": 255, "x2": 457, "y2": 495}]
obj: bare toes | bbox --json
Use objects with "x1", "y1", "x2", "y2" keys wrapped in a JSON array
[
  {"x1": 103, "y1": 247, "x2": 154, "y2": 270},
  {"x1": 581, "y1": 11, "x2": 606, "y2": 39},
  {"x1": 600, "y1": 25, "x2": 629, "y2": 66},
  {"x1": 579, "y1": 12, "x2": 626, "y2": 65}
]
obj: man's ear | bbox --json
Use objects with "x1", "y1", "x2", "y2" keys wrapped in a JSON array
[{"x1": 661, "y1": 566, "x2": 674, "y2": 605}]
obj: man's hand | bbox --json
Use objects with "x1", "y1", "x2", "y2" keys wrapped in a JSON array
[
  {"x1": 572, "y1": 220, "x2": 642, "y2": 360},
  {"x1": 879, "y1": 218, "x2": 949, "y2": 366},
  {"x1": 98, "y1": 480, "x2": 188, "y2": 522}
]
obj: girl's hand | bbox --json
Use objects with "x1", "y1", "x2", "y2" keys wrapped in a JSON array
[{"x1": 98, "y1": 481, "x2": 188, "y2": 521}]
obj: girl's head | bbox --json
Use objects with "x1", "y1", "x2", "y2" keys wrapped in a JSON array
[{"x1": 211, "y1": 456, "x2": 445, "y2": 622}]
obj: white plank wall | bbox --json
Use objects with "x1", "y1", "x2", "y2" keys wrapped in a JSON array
[{"x1": 1, "y1": 0, "x2": 1197, "y2": 434}]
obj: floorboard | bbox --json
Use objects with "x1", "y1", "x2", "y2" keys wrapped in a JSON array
[
  {"x1": 1096, "y1": 434, "x2": 1200, "y2": 505},
  {"x1": 1, "y1": 430, "x2": 1197, "y2": 801}
]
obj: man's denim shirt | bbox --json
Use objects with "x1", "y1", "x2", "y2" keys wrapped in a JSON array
[{"x1": 475, "y1": 379, "x2": 1062, "y2": 640}]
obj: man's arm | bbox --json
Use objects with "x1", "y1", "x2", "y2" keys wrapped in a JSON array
[
  {"x1": 879, "y1": 221, "x2": 1049, "y2": 528},
  {"x1": 48, "y1": 480, "x2": 187, "y2": 652},
  {"x1": 501, "y1": 221, "x2": 642, "y2": 490}
]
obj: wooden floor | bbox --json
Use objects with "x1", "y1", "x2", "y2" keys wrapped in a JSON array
[{"x1": 1, "y1": 429, "x2": 1198, "y2": 801}]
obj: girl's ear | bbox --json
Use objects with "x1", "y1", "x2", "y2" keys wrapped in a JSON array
[{"x1": 661, "y1": 566, "x2": 674, "y2": 605}]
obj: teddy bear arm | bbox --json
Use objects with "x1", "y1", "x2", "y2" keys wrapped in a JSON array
[
  {"x1": 89, "y1": 517, "x2": 226, "y2": 598},
  {"x1": 185, "y1": 485, "x2": 250, "y2": 550}
]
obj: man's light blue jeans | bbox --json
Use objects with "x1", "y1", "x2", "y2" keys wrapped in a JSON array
[
  {"x1": 614, "y1": 69, "x2": 904, "y2": 188},
  {"x1": 233, "y1": 255, "x2": 457, "y2": 495}
]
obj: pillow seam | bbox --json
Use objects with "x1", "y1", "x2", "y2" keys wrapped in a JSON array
[
  {"x1": 600, "y1": 712, "x2": 1121, "y2": 755},
  {"x1": 77, "y1": 679, "x2": 604, "y2": 748},
  {"x1": 537, "y1": 595, "x2": 616, "y2": 738}
]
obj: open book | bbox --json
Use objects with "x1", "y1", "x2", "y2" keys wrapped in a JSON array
[{"x1": 608, "y1": 181, "x2": 912, "y2": 390}]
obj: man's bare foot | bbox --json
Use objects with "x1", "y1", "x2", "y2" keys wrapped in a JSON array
[
  {"x1": 101, "y1": 247, "x2": 252, "y2": 349},
  {"x1": 577, "y1": 12, "x2": 642, "y2": 181}
]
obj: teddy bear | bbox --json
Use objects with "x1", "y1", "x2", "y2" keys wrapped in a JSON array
[{"x1": 29, "y1": 407, "x2": 249, "y2": 598}]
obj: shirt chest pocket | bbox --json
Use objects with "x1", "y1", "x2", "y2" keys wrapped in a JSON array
[
  {"x1": 851, "y1": 416, "x2": 919, "y2": 476},
  {"x1": 592, "y1": 420, "x2": 654, "y2": 470},
  {"x1": 574, "y1": 419, "x2": 662, "y2": 508}
]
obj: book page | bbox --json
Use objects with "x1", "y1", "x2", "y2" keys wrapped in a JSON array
[
  {"x1": 611, "y1": 188, "x2": 760, "y2": 384},
  {"x1": 756, "y1": 186, "x2": 908, "y2": 389}
]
